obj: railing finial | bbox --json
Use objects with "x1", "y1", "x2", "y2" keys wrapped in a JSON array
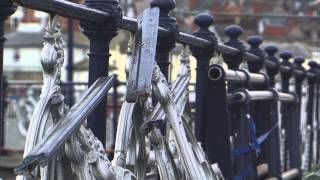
[
  {"x1": 247, "y1": 35, "x2": 265, "y2": 73},
  {"x1": 223, "y1": 25, "x2": 245, "y2": 70}
]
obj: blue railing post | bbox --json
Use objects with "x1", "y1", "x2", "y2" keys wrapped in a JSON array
[
  {"x1": 80, "y1": 0, "x2": 122, "y2": 146},
  {"x1": 0, "y1": 0, "x2": 16, "y2": 152},
  {"x1": 264, "y1": 45, "x2": 282, "y2": 178},
  {"x1": 222, "y1": 25, "x2": 256, "y2": 180},
  {"x1": 190, "y1": 13, "x2": 216, "y2": 150},
  {"x1": 246, "y1": 36, "x2": 268, "y2": 169},
  {"x1": 151, "y1": 0, "x2": 177, "y2": 80}
]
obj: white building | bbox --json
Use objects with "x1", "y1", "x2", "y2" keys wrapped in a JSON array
[{"x1": 4, "y1": 8, "x2": 89, "y2": 82}]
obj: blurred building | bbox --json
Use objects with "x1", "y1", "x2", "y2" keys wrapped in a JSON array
[
  {"x1": 179, "y1": 0, "x2": 320, "y2": 46},
  {"x1": 3, "y1": 0, "x2": 319, "y2": 83},
  {"x1": 3, "y1": 7, "x2": 89, "y2": 82},
  {"x1": 168, "y1": 0, "x2": 319, "y2": 63}
]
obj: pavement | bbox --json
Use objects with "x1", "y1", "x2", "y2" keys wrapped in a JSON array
[
  {"x1": 0, "y1": 169, "x2": 15, "y2": 180},
  {"x1": 0, "y1": 153, "x2": 23, "y2": 180}
]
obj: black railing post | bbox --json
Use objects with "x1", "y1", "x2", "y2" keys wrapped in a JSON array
[
  {"x1": 279, "y1": 51, "x2": 294, "y2": 171},
  {"x1": 206, "y1": 64, "x2": 232, "y2": 179},
  {"x1": 280, "y1": 52, "x2": 294, "y2": 93},
  {"x1": 265, "y1": 46, "x2": 280, "y2": 87},
  {"x1": 264, "y1": 45, "x2": 282, "y2": 178},
  {"x1": 80, "y1": 0, "x2": 122, "y2": 146},
  {"x1": 293, "y1": 57, "x2": 306, "y2": 129},
  {"x1": 0, "y1": 0, "x2": 16, "y2": 152},
  {"x1": 189, "y1": 13, "x2": 216, "y2": 150},
  {"x1": 150, "y1": 0, "x2": 177, "y2": 80},
  {"x1": 294, "y1": 57, "x2": 306, "y2": 103}
]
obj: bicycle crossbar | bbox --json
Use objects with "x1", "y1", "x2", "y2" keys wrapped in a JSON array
[{"x1": 15, "y1": 75, "x2": 115, "y2": 175}]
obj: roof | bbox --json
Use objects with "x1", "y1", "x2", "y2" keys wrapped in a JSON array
[{"x1": 4, "y1": 31, "x2": 89, "y2": 49}]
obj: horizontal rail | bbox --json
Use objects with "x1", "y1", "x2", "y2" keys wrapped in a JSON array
[
  {"x1": 259, "y1": 58, "x2": 290, "y2": 74},
  {"x1": 257, "y1": 163, "x2": 269, "y2": 178},
  {"x1": 265, "y1": 57, "x2": 313, "y2": 78},
  {"x1": 208, "y1": 65, "x2": 268, "y2": 85},
  {"x1": 279, "y1": 64, "x2": 307, "y2": 78},
  {"x1": 122, "y1": 17, "x2": 232, "y2": 50},
  {"x1": 232, "y1": 91, "x2": 273, "y2": 102},
  {"x1": 279, "y1": 65, "x2": 291, "y2": 73},
  {"x1": 265, "y1": 169, "x2": 301, "y2": 180},
  {"x1": 12, "y1": 0, "x2": 111, "y2": 22},
  {"x1": 244, "y1": 52, "x2": 259, "y2": 62},
  {"x1": 231, "y1": 89, "x2": 296, "y2": 103},
  {"x1": 281, "y1": 168, "x2": 300, "y2": 180},
  {"x1": 265, "y1": 178, "x2": 278, "y2": 180},
  {"x1": 277, "y1": 91, "x2": 296, "y2": 102},
  {"x1": 264, "y1": 59, "x2": 277, "y2": 67}
]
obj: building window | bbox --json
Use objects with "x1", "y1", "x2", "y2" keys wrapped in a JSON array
[{"x1": 13, "y1": 50, "x2": 20, "y2": 62}]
